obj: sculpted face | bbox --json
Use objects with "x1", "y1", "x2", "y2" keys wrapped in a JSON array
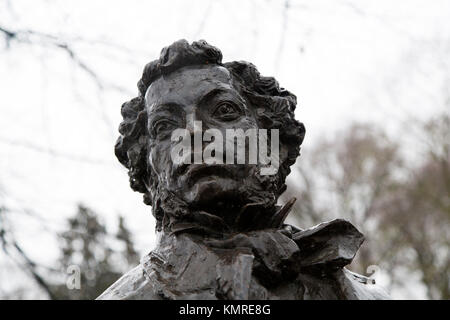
[
  {"x1": 145, "y1": 65, "x2": 262, "y2": 211},
  {"x1": 115, "y1": 40, "x2": 305, "y2": 232}
]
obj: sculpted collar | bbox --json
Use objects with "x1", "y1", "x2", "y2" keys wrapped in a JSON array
[{"x1": 165, "y1": 198, "x2": 365, "y2": 278}]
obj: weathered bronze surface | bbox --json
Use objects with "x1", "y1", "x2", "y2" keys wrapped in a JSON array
[{"x1": 98, "y1": 40, "x2": 389, "y2": 300}]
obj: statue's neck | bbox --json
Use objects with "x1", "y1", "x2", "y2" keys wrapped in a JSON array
[{"x1": 159, "y1": 197, "x2": 297, "y2": 237}]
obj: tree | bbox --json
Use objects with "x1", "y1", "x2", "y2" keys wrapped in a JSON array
[
  {"x1": 49, "y1": 204, "x2": 139, "y2": 300},
  {"x1": 283, "y1": 115, "x2": 449, "y2": 299},
  {"x1": 378, "y1": 114, "x2": 450, "y2": 299},
  {"x1": 283, "y1": 123, "x2": 404, "y2": 273}
]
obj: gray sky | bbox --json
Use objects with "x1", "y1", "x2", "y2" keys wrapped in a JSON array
[{"x1": 1, "y1": 0, "x2": 449, "y2": 298}]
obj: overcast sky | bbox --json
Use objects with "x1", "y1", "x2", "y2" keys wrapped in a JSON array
[{"x1": 1, "y1": 0, "x2": 449, "y2": 298}]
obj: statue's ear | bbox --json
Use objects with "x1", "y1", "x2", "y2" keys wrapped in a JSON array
[
  {"x1": 143, "y1": 164, "x2": 158, "y2": 205},
  {"x1": 143, "y1": 192, "x2": 152, "y2": 205}
]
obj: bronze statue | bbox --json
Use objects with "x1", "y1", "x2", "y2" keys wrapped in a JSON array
[{"x1": 98, "y1": 40, "x2": 389, "y2": 300}]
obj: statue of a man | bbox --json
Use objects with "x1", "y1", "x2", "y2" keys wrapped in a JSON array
[{"x1": 98, "y1": 40, "x2": 389, "y2": 300}]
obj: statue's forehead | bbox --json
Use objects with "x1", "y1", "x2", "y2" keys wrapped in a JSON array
[{"x1": 145, "y1": 65, "x2": 234, "y2": 108}]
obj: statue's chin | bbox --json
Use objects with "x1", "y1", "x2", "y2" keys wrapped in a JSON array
[{"x1": 154, "y1": 169, "x2": 280, "y2": 230}]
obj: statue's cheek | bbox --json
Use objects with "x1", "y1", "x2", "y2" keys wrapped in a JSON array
[{"x1": 148, "y1": 144, "x2": 174, "y2": 174}]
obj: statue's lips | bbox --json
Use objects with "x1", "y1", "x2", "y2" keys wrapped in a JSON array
[{"x1": 176, "y1": 163, "x2": 242, "y2": 182}]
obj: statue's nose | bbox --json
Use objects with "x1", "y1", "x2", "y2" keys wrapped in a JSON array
[
  {"x1": 184, "y1": 112, "x2": 206, "y2": 163},
  {"x1": 185, "y1": 113, "x2": 200, "y2": 135},
  {"x1": 185, "y1": 111, "x2": 211, "y2": 135}
]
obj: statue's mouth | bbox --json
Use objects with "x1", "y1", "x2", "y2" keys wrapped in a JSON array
[{"x1": 176, "y1": 163, "x2": 245, "y2": 183}]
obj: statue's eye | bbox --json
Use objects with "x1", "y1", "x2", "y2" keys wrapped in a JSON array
[
  {"x1": 213, "y1": 102, "x2": 241, "y2": 121},
  {"x1": 152, "y1": 120, "x2": 175, "y2": 137}
]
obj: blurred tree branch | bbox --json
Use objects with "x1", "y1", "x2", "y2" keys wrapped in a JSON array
[
  {"x1": 0, "y1": 136, "x2": 111, "y2": 165},
  {"x1": 0, "y1": 25, "x2": 132, "y2": 95},
  {"x1": 0, "y1": 206, "x2": 56, "y2": 299},
  {"x1": 284, "y1": 114, "x2": 449, "y2": 299}
]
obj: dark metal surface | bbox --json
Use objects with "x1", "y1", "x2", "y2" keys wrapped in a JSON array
[{"x1": 98, "y1": 40, "x2": 390, "y2": 300}]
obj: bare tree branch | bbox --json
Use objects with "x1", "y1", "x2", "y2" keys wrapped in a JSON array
[
  {"x1": 274, "y1": 0, "x2": 290, "y2": 73},
  {"x1": 0, "y1": 136, "x2": 111, "y2": 165},
  {"x1": 193, "y1": 0, "x2": 214, "y2": 39},
  {"x1": 0, "y1": 207, "x2": 56, "y2": 299},
  {"x1": 0, "y1": 25, "x2": 133, "y2": 95}
]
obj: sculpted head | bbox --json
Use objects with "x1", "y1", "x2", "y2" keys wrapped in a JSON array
[{"x1": 115, "y1": 40, "x2": 305, "y2": 232}]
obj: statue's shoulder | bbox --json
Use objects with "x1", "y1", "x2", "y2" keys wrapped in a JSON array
[
  {"x1": 96, "y1": 263, "x2": 160, "y2": 300},
  {"x1": 288, "y1": 219, "x2": 391, "y2": 300}
]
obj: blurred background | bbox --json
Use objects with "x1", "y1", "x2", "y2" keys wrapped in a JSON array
[{"x1": 0, "y1": 0, "x2": 449, "y2": 299}]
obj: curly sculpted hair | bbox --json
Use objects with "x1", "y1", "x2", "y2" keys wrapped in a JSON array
[{"x1": 115, "y1": 39, "x2": 305, "y2": 209}]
